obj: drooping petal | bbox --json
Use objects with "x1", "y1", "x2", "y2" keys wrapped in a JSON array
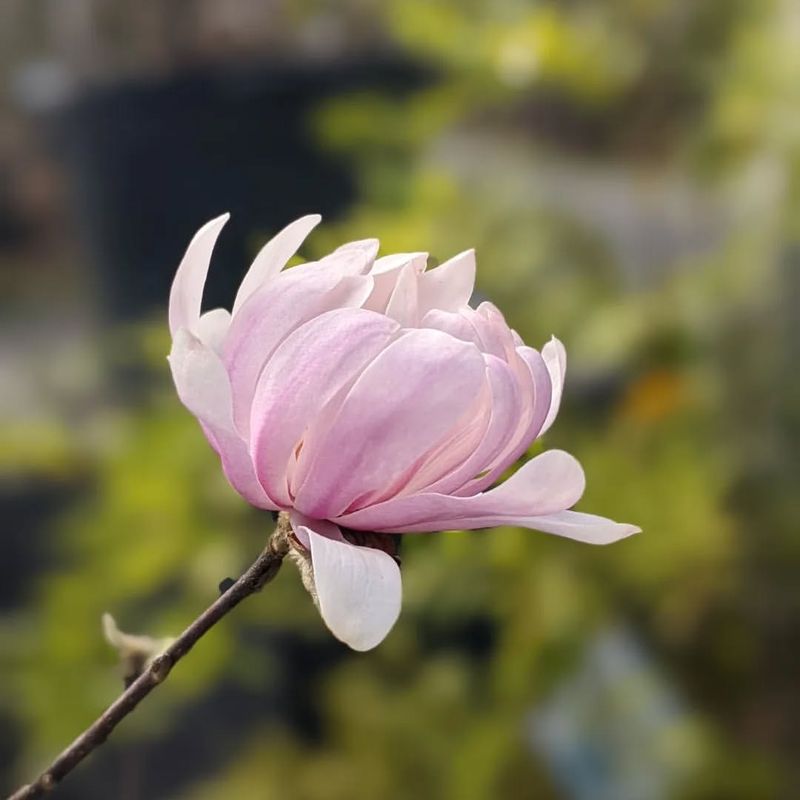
[
  {"x1": 292, "y1": 328, "x2": 486, "y2": 519},
  {"x1": 232, "y1": 214, "x2": 322, "y2": 315},
  {"x1": 168, "y1": 329, "x2": 276, "y2": 509},
  {"x1": 418, "y1": 249, "x2": 476, "y2": 314},
  {"x1": 540, "y1": 336, "x2": 567, "y2": 435},
  {"x1": 291, "y1": 513, "x2": 402, "y2": 651},
  {"x1": 250, "y1": 309, "x2": 399, "y2": 506},
  {"x1": 223, "y1": 271, "x2": 374, "y2": 436},
  {"x1": 168, "y1": 214, "x2": 229, "y2": 337},
  {"x1": 335, "y1": 449, "x2": 586, "y2": 532}
]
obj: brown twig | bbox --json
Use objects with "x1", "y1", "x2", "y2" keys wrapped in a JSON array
[{"x1": 8, "y1": 514, "x2": 293, "y2": 800}]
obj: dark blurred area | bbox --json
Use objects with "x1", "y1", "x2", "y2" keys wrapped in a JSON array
[{"x1": 1, "y1": 2, "x2": 799, "y2": 799}]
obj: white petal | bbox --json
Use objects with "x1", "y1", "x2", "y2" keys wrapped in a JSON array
[
  {"x1": 168, "y1": 328, "x2": 234, "y2": 430},
  {"x1": 296, "y1": 516, "x2": 402, "y2": 652},
  {"x1": 196, "y1": 308, "x2": 231, "y2": 353},
  {"x1": 418, "y1": 249, "x2": 476, "y2": 315},
  {"x1": 168, "y1": 214, "x2": 229, "y2": 336}
]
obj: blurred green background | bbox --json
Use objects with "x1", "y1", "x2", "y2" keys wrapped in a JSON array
[{"x1": 1, "y1": 1, "x2": 798, "y2": 798}]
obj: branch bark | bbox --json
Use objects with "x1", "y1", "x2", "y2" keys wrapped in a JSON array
[{"x1": 8, "y1": 514, "x2": 293, "y2": 800}]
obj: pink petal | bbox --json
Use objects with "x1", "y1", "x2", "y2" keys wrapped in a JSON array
[
  {"x1": 168, "y1": 214, "x2": 229, "y2": 337},
  {"x1": 292, "y1": 328, "x2": 486, "y2": 519},
  {"x1": 516, "y1": 345, "x2": 554, "y2": 443},
  {"x1": 423, "y1": 306, "x2": 555, "y2": 497},
  {"x1": 250, "y1": 309, "x2": 399, "y2": 506},
  {"x1": 465, "y1": 303, "x2": 508, "y2": 358},
  {"x1": 232, "y1": 214, "x2": 322, "y2": 315},
  {"x1": 398, "y1": 384, "x2": 492, "y2": 495},
  {"x1": 454, "y1": 344, "x2": 551, "y2": 497},
  {"x1": 507, "y1": 510, "x2": 641, "y2": 544},
  {"x1": 210, "y1": 427, "x2": 280, "y2": 510},
  {"x1": 223, "y1": 271, "x2": 374, "y2": 436},
  {"x1": 335, "y1": 449, "x2": 585, "y2": 532},
  {"x1": 418, "y1": 249, "x2": 476, "y2": 314},
  {"x1": 423, "y1": 354, "x2": 519, "y2": 495},
  {"x1": 291, "y1": 513, "x2": 402, "y2": 652},
  {"x1": 540, "y1": 336, "x2": 567, "y2": 435},
  {"x1": 168, "y1": 329, "x2": 276, "y2": 509},
  {"x1": 420, "y1": 308, "x2": 483, "y2": 348}
]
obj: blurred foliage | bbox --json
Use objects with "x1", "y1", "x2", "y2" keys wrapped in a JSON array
[{"x1": 3, "y1": 0, "x2": 800, "y2": 798}]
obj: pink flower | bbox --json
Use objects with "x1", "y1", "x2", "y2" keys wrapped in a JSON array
[{"x1": 168, "y1": 214, "x2": 639, "y2": 650}]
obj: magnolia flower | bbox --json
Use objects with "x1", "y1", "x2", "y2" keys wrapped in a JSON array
[{"x1": 168, "y1": 214, "x2": 639, "y2": 651}]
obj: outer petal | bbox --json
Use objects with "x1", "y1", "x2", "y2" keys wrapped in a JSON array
[
  {"x1": 540, "y1": 336, "x2": 567, "y2": 435},
  {"x1": 423, "y1": 354, "x2": 519, "y2": 495},
  {"x1": 292, "y1": 328, "x2": 486, "y2": 519},
  {"x1": 291, "y1": 513, "x2": 402, "y2": 652},
  {"x1": 232, "y1": 214, "x2": 322, "y2": 315},
  {"x1": 250, "y1": 308, "x2": 399, "y2": 506},
  {"x1": 510, "y1": 510, "x2": 640, "y2": 544},
  {"x1": 418, "y1": 249, "x2": 476, "y2": 314},
  {"x1": 168, "y1": 214, "x2": 229, "y2": 337},
  {"x1": 169, "y1": 328, "x2": 234, "y2": 430},
  {"x1": 457, "y1": 345, "x2": 552, "y2": 496},
  {"x1": 335, "y1": 449, "x2": 586, "y2": 532},
  {"x1": 399, "y1": 384, "x2": 492, "y2": 495},
  {"x1": 168, "y1": 329, "x2": 276, "y2": 509},
  {"x1": 223, "y1": 271, "x2": 374, "y2": 436}
]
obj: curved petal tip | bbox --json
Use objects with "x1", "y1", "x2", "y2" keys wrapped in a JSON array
[{"x1": 301, "y1": 522, "x2": 402, "y2": 651}]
